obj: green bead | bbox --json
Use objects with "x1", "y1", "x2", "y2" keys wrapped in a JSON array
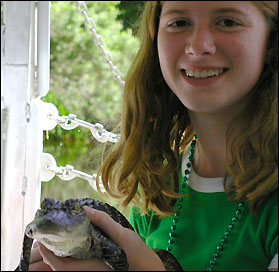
[
  {"x1": 176, "y1": 204, "x2": 182, "y2": 209},
  {"x1": 169, "y1": 232, "x2": 175, "y2": 238},
  {"x1": 179, "y1": 190, "x2": 185, "y2": 194},
  {"x1": 217, "y1": 245, "x2": 223, "y2": 251},
  {"x1": 194, "y1": 134, "x2": 197, "y2": 138},
  {"x1": 232, "y1": 216, "x2": 238, "y2": 222},
  {"x1": 183, "y1": 176, "x2": 188, "y2": 182},
  {"x1": 181, "y1": 183, "x2": 186, "y2": 189},
  {"x1": 239, "y1": 202, "x2": 245, "y2": 208},
  {"x1": 178, "y1": 197, "x2": 183, "y2": 203},
  {"x1": 167, "y1": 246, "x2": 173, "y2": 251},
  {"x1": 175, "y1": 211, "x2": 180, "y2": 217},
  {"x1": 210, "y1": 260, "x2": 216, "y2": 265},
  {"x1": 168, "y1": 239, "x2": 174, "y2": 244},
  {"x1": 173, "y1": 218, "x2": 178, "y2": 224},
  {"x1": 224, "y1": 231, "x2": 231, "y2": 237},
  {"x1": 213, "y1": 252, "x2": 219, "y2": 258},
  {"x1": 171, "y1": 224, "x2": 176, "y2": 230},
  {"x1": 184, "y1": 169, "x2": 190, "y2": 175},
  {"x1": 188, "y1": 155, "x2": 193, "y2": 161},
  {"x1": 220, "y1": 238, "x2": 227, "y2": 245},
  {"x1": 236, "y1": 209, "x2": 241, "y2": 215},
  {"x1": 189, "y1": 149, "x2": 194, "y2": 155},
  {"x1": 192, "y1": 140, "x2": 197, "y2": 145},
  {"x1": 186, "y1": 162, "x2": 192, "y2": 168},
  {"x1": 207, "y1": 268, "x2": 213, "y2": 271},
  {"x1": 228, "y1": 224, "x2": 234, "y2": 230}
]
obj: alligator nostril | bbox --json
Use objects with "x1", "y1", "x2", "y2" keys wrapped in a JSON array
[
  {"x1": 29, "y1": 228, "x2": 33, "y2": 236},
  {"x1": 26, "y1": 225, "x2": 35, "y2": 238}
]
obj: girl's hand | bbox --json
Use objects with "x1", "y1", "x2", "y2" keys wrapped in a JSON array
[
  {"x1": 29, "y1": 241, "x2": 107, "y2": 271},
  {"x1": 28, "y1": 242, "x2": 53, "y2": 271},
  {"x1": 29, "y1": 206, "x2": 166, "y2": 271}
]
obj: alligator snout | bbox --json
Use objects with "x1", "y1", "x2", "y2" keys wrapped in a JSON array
[{"x1": 25, "y1": 224, "x2": 37, "y2": 238}]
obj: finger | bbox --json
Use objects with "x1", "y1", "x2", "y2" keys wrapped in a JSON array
[
  {"x1": 29, "y1": 260, "x2": 53, "y2": 271},
  {"x1": 83, "y1": 206, "x2": 126, "y2": 244},
  {"x1": 38, "y1": 243, "x2": 64, "y2": 271},
  {"x1": 55, "y1": 258, "x2": 112, "y2": 271},
  {"x1": 39, "y1": 242, "x2": 111, "y2": 271},
  {"x1": 33, "y1": 241, "x2": 39, "y2": 248},
  {"x1": 30, "y1": 246, "x2": 44, "y2": 264}
]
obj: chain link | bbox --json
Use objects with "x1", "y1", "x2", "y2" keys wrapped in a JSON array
[
  {"x1": 50, "y1": 113, "x2": 120, "y2": 143},
  {"x1": 76, "y1": 1, "x2": 125, "y2": 86},
  {"x1": 46, "y1": 164, "x2": 105, "y2": 192}
]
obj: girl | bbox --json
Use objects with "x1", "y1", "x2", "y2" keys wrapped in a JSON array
[{"x1": 29, "y1": 1, "x2": 278, "y2": 271}]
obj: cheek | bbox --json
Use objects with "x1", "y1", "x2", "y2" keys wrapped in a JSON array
[
  {"x1": 158, "y1": 42, "x2": 173, "y2": 69},
  {"x1": 158, "y1": 32, "x2": 182, "y2": 68},
  {"x1": 225, "y1": 38, "x2": 246, "y2": 63},
  {"x1": 229, "y1": 32, "x2": 267, "y2": 69}
]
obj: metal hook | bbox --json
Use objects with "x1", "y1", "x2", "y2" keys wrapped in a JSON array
[{"x1": 59, "y1": 114, "x2": 79, "y2": 130}]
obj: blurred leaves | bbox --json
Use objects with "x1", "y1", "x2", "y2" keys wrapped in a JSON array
[{"x1": 116, "y1": 1, "x2": 145, "y2": 35}]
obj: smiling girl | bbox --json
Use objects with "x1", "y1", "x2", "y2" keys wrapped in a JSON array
[{"x1": 30, "y1": 1, "x2": 278, "y2": 271}]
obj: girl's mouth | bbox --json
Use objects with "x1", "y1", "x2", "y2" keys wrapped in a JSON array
[{"x1": 181, "y1": 68, "x2": 229, "y2": 86}]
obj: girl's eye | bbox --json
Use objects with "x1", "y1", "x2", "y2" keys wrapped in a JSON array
[
  {"x1": 168, "y1": 20, "x2": 190, "y2": 28},
  {"x1": 217, "y1": 18, "x2": 241, "y2": 27}
]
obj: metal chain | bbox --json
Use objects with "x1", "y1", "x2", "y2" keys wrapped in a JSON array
[
  {"x1": 47, "y1": 164, "x2": 105, "y2": 192},
  {"x1": 76, "y1": 1, "x2": 125, "y2": 86},
  {"x1": 50, "y1": 113, "x2": 120, "y2": 143},
  {"x1": 39, "y1": 3, "x2": 124, "y2": 191}
]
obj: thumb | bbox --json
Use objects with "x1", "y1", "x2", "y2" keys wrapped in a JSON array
[
  {"x1": 83, "y1": 206, "x2": 125, "y2": 244},
  {"x1": 38, "y1": 242, "x2": 63, "y2": 271}
]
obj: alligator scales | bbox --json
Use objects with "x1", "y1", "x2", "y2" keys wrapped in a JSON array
[{"x1": 15, "y1": 197, "x2": 182, "y2": 271}]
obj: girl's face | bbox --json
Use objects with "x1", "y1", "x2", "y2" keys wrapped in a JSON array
[{"x1": 157, "y1": 1, "x2": 269, "y2": 115}]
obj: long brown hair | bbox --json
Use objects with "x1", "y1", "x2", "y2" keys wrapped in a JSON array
[
  {"x1": 97, "y1": 1, "x2": 278, "y2": 216},
  {"x1": 225, "y1": 1, "x2": 278, "y2": 212}
]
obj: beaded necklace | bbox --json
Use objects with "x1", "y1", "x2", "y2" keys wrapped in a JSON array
[{"x1": 166, "y1": 134, "x2": 245, "y2": 271}]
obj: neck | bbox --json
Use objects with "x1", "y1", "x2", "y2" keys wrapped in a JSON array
[{"x1": 188, "y1": 110, "x2": 241, "y2": 178}]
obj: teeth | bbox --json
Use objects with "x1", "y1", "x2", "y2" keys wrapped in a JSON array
[{"x1": 185, "y1": 69, "x2": 224, "y2": 78}]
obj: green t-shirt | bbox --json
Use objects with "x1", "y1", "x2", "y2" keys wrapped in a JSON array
[{"x1": 128, "y1": 159, "x2": 278, "y2": 271}]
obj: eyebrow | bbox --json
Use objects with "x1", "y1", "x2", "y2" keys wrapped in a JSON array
[
  {"x1": 162, "y1": 7, "x2": 249, "y2": 18},
  {"x1": 213, "y1": 8, "x2": 249, "y2": 17}
]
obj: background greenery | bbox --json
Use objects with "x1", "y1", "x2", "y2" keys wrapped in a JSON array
[{"x1": 40, "y1": 1, "x2": 144, "y2": 214}]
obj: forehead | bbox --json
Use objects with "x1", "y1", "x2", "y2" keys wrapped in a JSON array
[{"x1": 161, "y1": 1, "x2": 257, "y2": 16}]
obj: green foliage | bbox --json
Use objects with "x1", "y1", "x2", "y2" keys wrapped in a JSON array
[
  {"x1": 41, "y1": 1, "x2": 139, "y2": 211},
  {"x1": 116, "y1": 1, "x2": 145, "y2": 35},
  {"x1": 47, "y1": 1, "x2": 139, "y2": 126}
]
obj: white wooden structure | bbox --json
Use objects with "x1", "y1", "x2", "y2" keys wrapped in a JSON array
[{"x1": 1, "y1": 1, "x2": 50, "y2": 270}]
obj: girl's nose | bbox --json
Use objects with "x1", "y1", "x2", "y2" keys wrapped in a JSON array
[{"x1": 185, "y1": 26, "x2": 216, "y2": 56}]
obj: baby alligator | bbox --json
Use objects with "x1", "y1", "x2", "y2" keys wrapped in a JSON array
[{"x1": 15, "y1": 197, "x2": 182, "y2": 271}]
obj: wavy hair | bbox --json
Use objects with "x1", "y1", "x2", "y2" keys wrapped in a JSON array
[
  {"x1": 97, "y1": 1, "x2": 278, "y2": 216},
  {"x1": 225, "y1": 1, "x2": 278, "y2": 213}
]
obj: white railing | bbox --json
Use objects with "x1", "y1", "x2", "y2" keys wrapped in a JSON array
[{"x1": 1, "y1": 2, "x2": 50, "y2": 270}]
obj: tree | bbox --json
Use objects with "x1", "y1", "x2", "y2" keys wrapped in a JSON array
[{"x1": 116, "y1": 1, "x2": 145, "y2": 35}]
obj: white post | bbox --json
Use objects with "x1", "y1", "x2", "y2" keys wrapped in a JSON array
[{"x1": 1, "y1": 1, "x2": 50, "y2": 270}]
